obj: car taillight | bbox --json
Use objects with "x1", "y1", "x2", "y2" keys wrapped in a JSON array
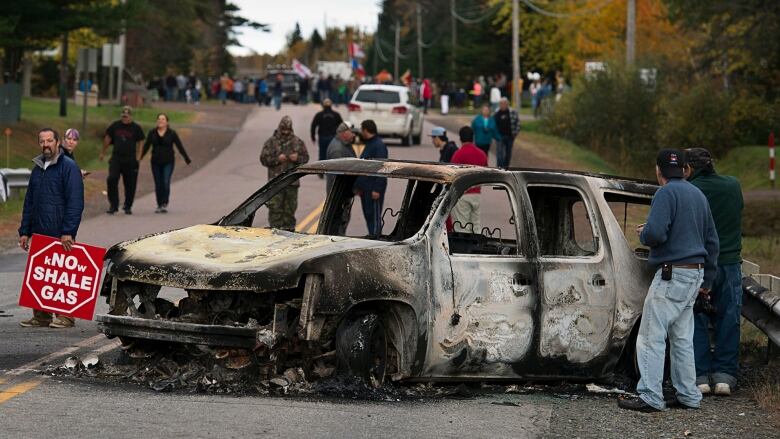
[
  {"x1": 391, "y1": 106, "x2": 407, "y2": 114},
  {"x1": 348, "y1": 103, "x2": 361, "y2": 112}
]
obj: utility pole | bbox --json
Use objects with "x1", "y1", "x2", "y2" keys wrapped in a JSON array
[
  {"x1": 512, "y1": 0, "x2": 520, "y2": 112},
  {"x1": 626, "y1": 0, "x2": 636, "y2": 65},
  {"x1": 394, "y1": 20, "x2": 400, "y2": 82},
  {"x1": 59, "y1": 32, "x2": 68, "y2": 117},
  {"x1": 450, "y1": 0, "x2": 457, "y2": 80},
  {"x1": 416, "y1": 3, "x2": 423, "y2": 79}
]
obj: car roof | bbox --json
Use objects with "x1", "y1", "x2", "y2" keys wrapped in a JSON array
[
  {"x1": 297, "y1": 158, "x2": 658, "y2": 194},
  {"x1": 355, "y1": 84, "x2": 409, "y2": 92}
]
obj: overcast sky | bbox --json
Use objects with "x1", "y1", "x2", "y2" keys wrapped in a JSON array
[{"x1": 228, "y1": 0, "x2": 381, "y2": 56}]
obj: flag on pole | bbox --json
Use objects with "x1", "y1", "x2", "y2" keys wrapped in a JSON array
[
  {"x1": 348, "y1": 42, "x2": 365, "y2": 59},
  {"x1": 292, "y1": 59, "x2": 312, "y2": 78},
  {"x1": 351, "y1": 58, "x2": 366, "y2": 79}
]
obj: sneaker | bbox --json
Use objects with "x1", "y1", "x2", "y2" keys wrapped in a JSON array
[
  {"x1": 714, "y1": 383, "x2": 731, "y2": 396},
  {"x1": 617, "y1": 397, "x2": 662, "y2": 413},
  {"x1": 160, "y1": 207, "x2": 168, "y2": 213},
  {"x1": 155, "y1": 207, "x2": 163, "y2": 214},
  {"x1": 698, "y1": 383, "x2": 712, "y2": 395},
  {"x1": 49, "y1": 316, "x2": 75, "y2": 328},
  {"x1": 106, "y1": 209, "x2": 118, "y2": 215},
  {"x1": 20, "y1": 317, "x2": 52, "y2": 327}
]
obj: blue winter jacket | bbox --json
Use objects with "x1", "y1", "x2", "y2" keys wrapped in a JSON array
[
  {"x1": 19, "y1": 152, "x2": 84, "y2": 239},
  {"x1": 471, "y1": 115, "x2": 501, "y2": 146},
  {"x1": 354, "y1": 135, "x2": 388, "y2": 194}
]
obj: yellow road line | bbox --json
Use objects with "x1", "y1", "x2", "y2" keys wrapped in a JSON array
[
  {"x1": 0, "y1": 379, "x2": 44, "y2": 404},
  {"x1": 294, "y1": 200, "x2": 324, "y2": 232}
]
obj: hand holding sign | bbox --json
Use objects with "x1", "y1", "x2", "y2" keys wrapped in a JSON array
[{"x1": 19, "y1": 234, "x2": 106, "y2": 321}]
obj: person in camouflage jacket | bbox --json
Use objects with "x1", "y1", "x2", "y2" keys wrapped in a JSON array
[{"x1": 260, "y1": 116, "x2": 309, "y2": 230}]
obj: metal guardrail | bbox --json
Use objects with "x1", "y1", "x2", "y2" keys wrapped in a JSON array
[
  {"x1": 0, "y1": 168, "x2": 32, "y2": 200},
  {"x1": 741, "y1": 260, "x2": 780, "y2": 352}
]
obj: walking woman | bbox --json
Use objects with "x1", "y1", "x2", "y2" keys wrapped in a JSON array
[{"x1": 140, "y1": 113, "x2": 191, "y2": 213}]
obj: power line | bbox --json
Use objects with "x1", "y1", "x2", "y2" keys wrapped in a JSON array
[
  {"x1": 451, "y1": 3, "x2": 502, "y2": 24},
  {"x1": 520, "y1": 0, "x2": 615, "y2": 19}
]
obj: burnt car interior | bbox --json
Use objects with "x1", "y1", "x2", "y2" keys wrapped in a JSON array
[
  {"x1": 527, "y1": 185, "x2": 598, "y2": 257},
  {"x1": 448, "y1": 184, "x2": 520, "y2": 256}
]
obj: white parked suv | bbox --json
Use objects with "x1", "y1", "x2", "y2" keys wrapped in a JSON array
[{"x1": 347, "y1": 84, "x2": 424, "y2": 146}]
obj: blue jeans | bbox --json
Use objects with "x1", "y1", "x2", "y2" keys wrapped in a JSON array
[
  {"x1": 318, "y1": 136, "x2": 333, "y2": 162},
  {"x1": 693, "y1": 263, "x2": 742, "y2": 387},
  {"x1": 151, "y1": 162, "x2": 174, "y2": 207},
  {"x1": 497, "y1": 135, "x2": 514, "y2": 168},
  {"x1": 273, "y1": 95, "x2": 282, "y2": 110},
  {"x1": 637, "y1": 267, "x2": 703, "y2": 410}
]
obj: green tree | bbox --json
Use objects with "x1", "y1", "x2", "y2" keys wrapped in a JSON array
[{"x1": 0, "y1": 0, "x2": 132, "y2": 82}]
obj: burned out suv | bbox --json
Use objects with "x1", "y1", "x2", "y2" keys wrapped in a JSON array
[{"x1": 97, "y1": 159, "x2": 658, "y2": 384}]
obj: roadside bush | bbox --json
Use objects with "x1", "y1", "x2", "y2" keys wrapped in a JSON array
[
  {"x1": 659, "y1": 81, "x2": 734, "y2": 158},
  {"x1": 542, "y1": 64, "x2": 661, "y2": 178},
  {"x1": 730, "y1": 95, "x2": 780, "y2": 146}
]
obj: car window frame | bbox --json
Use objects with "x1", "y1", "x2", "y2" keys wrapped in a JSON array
[{"x1": 526, "y1": 183, "x2": 603, "y2": 261}]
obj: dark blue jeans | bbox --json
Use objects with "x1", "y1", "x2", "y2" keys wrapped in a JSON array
[
  {"x1": 693, "y1": 263, "x2": 742, "y2": 387},
  {"x1": 151, "y1": 162, "x2": 174, "y2": 207},
  {"x1": 497, "y1": 135, "x2": 514, "y2": 168},
  {"x1": 318, "y1": 136, "x2": 334, "y2": 162},
  {"x1": 360, "y1": 191, "x2": 384, "y2": 238}
]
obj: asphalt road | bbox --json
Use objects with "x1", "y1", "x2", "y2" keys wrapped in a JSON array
[{"x1": 1, "y1": 104, "x2": 777, "y2": 438}]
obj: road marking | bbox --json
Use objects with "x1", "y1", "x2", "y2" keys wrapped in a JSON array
[
  {"x1": 0, "y1": 378, "x2": 44, "y2": 404},
  {"x1": 295, "y1": 200, "x2": 324, "y2": 232},
  {"x1": 5, "y1": 333, "x2": 105, "y2": 376}
]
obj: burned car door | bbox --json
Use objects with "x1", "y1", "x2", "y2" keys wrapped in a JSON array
[
  {"x1": 425, "y1": 178, "x2": 537, "y2": 378},
  {"x1": 526, "y1": 183, "x2": 616, "y2": 372}
]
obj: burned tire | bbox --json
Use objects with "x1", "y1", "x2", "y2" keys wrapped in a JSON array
[{"x1": 336, "y1": 313, "x2": 388, "y2": 387}]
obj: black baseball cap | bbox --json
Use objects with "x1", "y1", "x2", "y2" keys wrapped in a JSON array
[{"x1": 656, "y1": 149, "x2": 686, "y2": 179}]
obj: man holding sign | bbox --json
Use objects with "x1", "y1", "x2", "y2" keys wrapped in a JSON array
[{"x1": 18, "y1": 128, "x2": 84, "y2": 328}]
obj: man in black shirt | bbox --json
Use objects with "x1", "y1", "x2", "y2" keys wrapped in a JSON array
[
  {"x1": 493, "y1": 97, "x2": 520, "y2": 168},
  {"x1": 431, "y1": 126, "x2": 458, "y2": 163},
  {"x1": 310, "y1": 98, "x2": 343, "y2": 163},
  {"x1": 100, "y1": 106, "x2": 145, "y2": 214}
]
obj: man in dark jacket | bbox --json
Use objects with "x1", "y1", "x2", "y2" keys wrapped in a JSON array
[
  {"x1": 354, "y1": 120, "x2": 388, "y2": 238},
  {"x1": 431, "y1": 126, "x2": 458, "y2": 163},
  {"x1": 19, "y1": 128, "x2": 85, "y2": 329},
  {"x1": 493, "y1": 98, "x2": 520, "y2": 168},
  {"x1": 310, "y1": 98, "x2": 343, "y2": 163},
  {"x1": 685, "y1": 148, "x2": 744, "y2": 397},
  {"x1": 100, "y1": 106, "x2": 145, "y2": 215}
]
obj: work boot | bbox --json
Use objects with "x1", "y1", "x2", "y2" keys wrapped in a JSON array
[
  {"x1": 617, "y1": 397, "x2": 662, "y2": 412},
  {"x1": 49, "y1": 315, "x2": 75, "y2": 328},
  {"x1": 20, "y1": 316, "x2": 52, "y2": 327},
  {"x1": 714, "y1": 383, "x2": 731, "y2": 396}
]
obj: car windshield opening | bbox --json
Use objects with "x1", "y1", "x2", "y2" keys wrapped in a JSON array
[{"x1": 221, "y1": 171, "x2": 444, "y2": 242}]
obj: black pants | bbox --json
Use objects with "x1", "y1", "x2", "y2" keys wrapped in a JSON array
[
  {"x1": 107, "y1": 159, "x2": 139, "y2": 210},
  {"x1": 360, "y1": 191, "x2": 384, "y2": 238}
]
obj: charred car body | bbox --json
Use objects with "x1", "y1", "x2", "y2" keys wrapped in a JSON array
[{"x1": 96, "y1": 159, "x2": 659, "y2": 384}]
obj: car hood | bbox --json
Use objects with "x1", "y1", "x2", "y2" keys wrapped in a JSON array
[{"x1": 107, "y1": 224, "x2": 393, "y2": 291}]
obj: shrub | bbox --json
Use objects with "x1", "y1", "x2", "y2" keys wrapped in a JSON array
[
  {"x1": 659, "y1": 81, "x2": 734, "y2": 158},
  {"x1": 541, "y1": 64, "x2": 661, "y2": 178}
]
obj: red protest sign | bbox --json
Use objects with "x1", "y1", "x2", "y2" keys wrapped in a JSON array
[{"x1": 19, "y1": 234, "x2": 106, "y2": 320}]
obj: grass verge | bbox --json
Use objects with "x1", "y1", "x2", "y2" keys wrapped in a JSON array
[
  {"x1": 717, "y1": 146, "x2": 776, "y2": 190},
  {"x1": 517, "y1": 130, "x2": 616, "y2": 174}
]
